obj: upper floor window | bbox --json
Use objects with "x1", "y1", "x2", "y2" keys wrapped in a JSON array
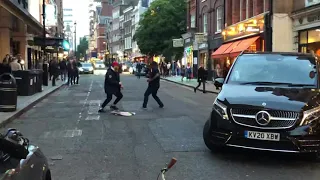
[
  {"x1": 203, "y1": 14, "x2": 207, "y2": 34},
  {"x1": 190, "y1": 15, "x2": 196, "y2": 28},
  {"x1": 305, "y1": 0, "x2": 320, "y2": 7},
  {"x1": 216, "y1": 6, "x2": 223, "y2": 32}
]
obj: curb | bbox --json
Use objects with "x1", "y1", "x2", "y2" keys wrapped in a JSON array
[
  {"x1": 161, "y1": 78, "x2": 218, "y2": 94},
  {"x1": 0, "y1": 84, "x2": 66, "y2": 128}
]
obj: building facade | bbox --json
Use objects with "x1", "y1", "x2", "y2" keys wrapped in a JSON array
[
  {"x1": 0, "y1": 0, "x2": 43, "y2": 69},
  {"x1": 292, "y1": 0, "x2": 320, "y2": 54},
  {"x1": 123, "y1": 6, "x2": 133, "y2": 58}
]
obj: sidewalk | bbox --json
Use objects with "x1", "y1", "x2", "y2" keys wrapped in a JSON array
[
  {"x1": 161, "y1": 76, "x2": 220, "y2": 94},
  {"x1": 0, "y1": 81, "x2": 65, "y2": 127}
]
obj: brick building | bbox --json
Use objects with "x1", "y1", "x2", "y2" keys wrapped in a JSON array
[{"x1": 211, "y1": 0, "x2": 294, "y2": 79}]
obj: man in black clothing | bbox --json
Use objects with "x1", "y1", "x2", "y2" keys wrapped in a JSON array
[
  {"x1": 67, "y1": 59, "x2": 75, "y2": 85},
  {"x1": 194, "y1": 64, "x2": 207, "y2": 93},
  {"x1": 72, "y1": 59, "x2": 80, "y2": 84},
  {"x1": 142, "y1": 61, "x2": 164, "y2": 109},
  {"x1": 0, "y1": 59, "x2": 12, "y2": 75},
  {"x1": 136, "y1": 62, "x2": 142, "y2": 79},
  {"x1": 99, "y1": 61, "x2": 123, "y2": 112}
]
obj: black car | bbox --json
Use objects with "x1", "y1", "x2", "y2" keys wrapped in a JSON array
[{"x1": 203, "y1": 51, "x2": 320, "y2": 158}]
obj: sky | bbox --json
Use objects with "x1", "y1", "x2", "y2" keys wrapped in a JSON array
[{"x1": 63, "y1": 0, "x2": 90, "y2": 42}]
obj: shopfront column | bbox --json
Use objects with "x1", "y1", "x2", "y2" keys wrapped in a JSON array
[
  {"x1": 12, "y1": 21, "x2": 28, "y2": 68},
  {"x1": 0, "y1": 7, "x2": 11, "y2": 62}
]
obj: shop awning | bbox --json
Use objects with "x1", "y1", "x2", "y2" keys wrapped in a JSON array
[
  {"x1": 229, "y1": 36, "x2": 260, "y2": 57},
  {"x1": 211, "y1": 42, "x2": 233, "y2": 59}
]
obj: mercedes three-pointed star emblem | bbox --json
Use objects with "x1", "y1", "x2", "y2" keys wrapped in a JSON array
[{"x1": 255, "y1": 111, "x2": 271, "y2": 126}]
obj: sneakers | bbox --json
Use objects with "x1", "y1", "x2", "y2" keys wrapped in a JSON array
[
  {"x1": 159, "y1": 105, "x2": 164, "y2": 108},
  {"x1": 110, "y1": 105, "x2": 119, "y2": 111},
  {"x1": 98, "y1": 108, "x2": 105, "y2": 113}
]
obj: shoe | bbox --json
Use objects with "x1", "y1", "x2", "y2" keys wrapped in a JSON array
[
  {"x1": 110, "y1": 105, "x2": 119, "y2": 110},
  {"x1": 98, "y1": 108, "x2": 105, "y2": 113},
  {"x1": 159, "y1": 105, "x2": 164, "y2": 108},
  {"x1": 142, "y1": 106, "x2": 147, "y2": 109}
]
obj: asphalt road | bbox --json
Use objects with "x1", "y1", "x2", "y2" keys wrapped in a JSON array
[{"x1": 3, "y1": 73, "x2": 320, "y2": 180}]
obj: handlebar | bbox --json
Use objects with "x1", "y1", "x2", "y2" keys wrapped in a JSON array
[{"x1": 157, "y1": 157, "x2": 177, "y2": 180}]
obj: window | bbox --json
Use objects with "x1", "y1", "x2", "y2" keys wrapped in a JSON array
[
  {"x1": 125, "y1": 37, "x2": 132, "y2": 49},
  {"x1": 125, "y1": 26, "x2": 131, "y2": 34},
  {"x1": 190, "y1": 15, "x2": 196, "y2": 28},
  {"x1": 305, "y1": 0, "x2": 320, "y2": 7},
  {"x1": 228, "y1": 54, "x2": 317, "y2": 86},
  {"x1": 203, "y1": 14, "x2": 207, "y2": 34},
  {"x1": 216, "y1": 7, "x2": 223, "y2": 32}
]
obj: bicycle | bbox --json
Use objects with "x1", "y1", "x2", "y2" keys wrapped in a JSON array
[{"x1": 157, "y1": 157, "x2": 177, "y2": 180}]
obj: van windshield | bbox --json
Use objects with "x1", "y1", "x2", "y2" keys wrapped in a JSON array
[{"x1": 227, "y1": 54, "x2": 318, "y2": 87}]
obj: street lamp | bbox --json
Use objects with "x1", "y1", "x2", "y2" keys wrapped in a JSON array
[{"x1": 74, "y1": 21, "x2": 77, "y2": 60}]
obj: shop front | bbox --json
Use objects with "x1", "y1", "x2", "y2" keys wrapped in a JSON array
[
  {"x1": 211, "y1": 13, "x2": 268, "y2": 78},
  {"x1": 292, "y1": 4, "x2": 320, "y2": 54},
  {"x1": 198, "y1": 43, "x2": 208, "y2": 68}
]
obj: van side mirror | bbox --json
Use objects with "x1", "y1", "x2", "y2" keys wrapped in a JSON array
[{"x1": 214, "y1": 78, "x2": 224, "y2": 89}]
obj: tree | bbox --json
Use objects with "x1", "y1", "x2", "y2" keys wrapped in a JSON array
[
  {"x1": 133, "y1": 0, "x2": 186, "y2": 60},
  {"x1": 76, "y1": 37, "x2": 89, "y2": 60}
]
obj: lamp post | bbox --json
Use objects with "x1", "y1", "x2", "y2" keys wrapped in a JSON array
[
  {"x1": 41, "y1": 0, "x2": 49, "y2": 86},
  {"x1": 74, "y1": 21, "x2": 77, "y2": 60}
]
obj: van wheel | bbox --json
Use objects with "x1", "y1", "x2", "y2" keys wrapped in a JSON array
[{"x1": 203, "y1": 120, "x2": 223, "y2": 152}]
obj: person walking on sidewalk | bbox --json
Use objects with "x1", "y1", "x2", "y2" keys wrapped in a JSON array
[
  {"x1": 98, "y1": 61, "x2": 123, "y2": 112},
  {"x1": 194, "y1": 64, "x2": 207, "y2": 93},
  {"x1": 59, "y1": 59, "x2": 67, "y2": 82},
  {"x1": 142, "y1": 61, "x2": 164, "y2": 109},
  {"x1": 180, "y1": 65, "x2": 186, "y2": 81},
  {"x1": 72, "y1": 58, "x2": 80, "y2": 85},
  {"x1": 67, "y1": 59, "x2": 75, "y2": 85}
]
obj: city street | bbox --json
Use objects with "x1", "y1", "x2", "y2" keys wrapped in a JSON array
[{"x1": 2, "y1": 74, "x2": 320, "y2": 180}]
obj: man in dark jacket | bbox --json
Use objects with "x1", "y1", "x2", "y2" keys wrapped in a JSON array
[
  {"x1": 142, "y1": 61, "x2": 164, "y2": 109},
  {"x1": 136, "y1": 62, "x2": 142, "y2": 79},
  {"x1": 194, "y1": 64, "x2": 207, "y2": 93},
  {"x1": 98, "y1": 61, "x2": 123, "y2": 112},
  {"x1": 0, "y1": 59, "x2": 12, "y2": 75}
]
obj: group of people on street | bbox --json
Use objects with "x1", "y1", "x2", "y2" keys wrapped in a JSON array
[
  {"x1": 98, "y1": 61, "x2": 163, "y2": 112},
  {"x1": 0, "y1": 54, "x2": 26, "y2": 75},
  {"x1": 48, "y1": 57, "x2": 80, "y2": 86}
]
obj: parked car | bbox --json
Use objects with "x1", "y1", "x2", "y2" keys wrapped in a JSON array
[
  {"x1": 0, "y1": 128, "x2": 51, "y2": 180},
  {"x1": 94, "y1": 61, "x2": 105, "y2": 69},
  {"x1": 203, "y1": 51, "x2": 320, "y2": 159},
  {"x1": 79, "y1": 63, "x2": 94, "y2": 74}
]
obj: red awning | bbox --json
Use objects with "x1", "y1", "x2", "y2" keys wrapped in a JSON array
[
  {"x1": 229, "y1": 36, "x2": 260, "y2": 57},
  {"x1": 211, "y1": 42, "x2": 233, "y2": 59}
]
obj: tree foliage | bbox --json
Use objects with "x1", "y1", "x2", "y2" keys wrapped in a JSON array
[
  {"x1": 133, "y1": 0, "x2": 186, "y2": 59},
  {"x1": 76, "y1": 37, "x2": 89, "y2": 60}
]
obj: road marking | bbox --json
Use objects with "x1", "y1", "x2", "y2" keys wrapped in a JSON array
[
  {"x1": 85, "y1": 115, "x2": 100, "y2": 121},
  {"x1": 42, "y1": 129, "x2": 83, "y2": 138}
]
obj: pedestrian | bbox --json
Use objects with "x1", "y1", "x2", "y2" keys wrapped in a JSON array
[
  {"x1": 67, "y1": 59, "x2": 74, "y2": 85},
  {"x1": 142, "y1": 61, "x2": 164, "y2": 109},
  {"x1": 186, "y1": 63, "x2": 192, "y2": 81},
  {"x1": 136, "y1": 61, "x2": 142, "y2": 79},
  {"x1": 0, "y1": 58, "x2": 12, "y2": 75},
  {"x1": 72, "y1": 59, "x2": 79, "y2": 84},
  {"x1": 59, "y1": 58, "x2": 67, "y2": 81},
  {"x1": 181, "y1": 65, "x2": 186, "y2": 81},
  {"x1": 194, "y1": 64, "x2": 207, "y2": 93},
  {"x1": 98, "y1": 61, "x2": 123, "y2": 112},
  {"x1": 9, "y1": 57, "x2": 22, "y2": 71}
]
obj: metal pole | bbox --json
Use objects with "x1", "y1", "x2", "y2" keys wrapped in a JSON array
[
  {"x1": 74, "y1": 22, "x2": 77, "y2": 60},
  {"x1": 42, "y1": 0, "x2": 46, "y2": 57}
]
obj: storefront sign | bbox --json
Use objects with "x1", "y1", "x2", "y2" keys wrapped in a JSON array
[
  {"x1": 185, "y1": 38, "x2": 191, "y2": 44},
  {"x1": 198, "y1": 43, "x2": 208, "y2": 50},
  {"x1": 195, "y1": 33, "x2": 206, "y2": 43},
  {"x1": 173, "y1": 38, "x2": 184, "y2": 47},
  {"x1": 307, "y1": 13, "x2": 320, "y2": 23},
  {"x1": 222, "y1": 14, "x2": 265, "y2": 42}
]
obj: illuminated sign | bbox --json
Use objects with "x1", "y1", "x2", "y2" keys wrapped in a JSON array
[
  {"x1": 62, "y1": 40, "x2": 70, "y2": 51},
  {"x1": 222, "y1": 14, "x2": 265, "y2": 42}
]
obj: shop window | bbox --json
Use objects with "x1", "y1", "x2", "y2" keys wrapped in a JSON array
[
  {"x1": 307, "y1": 29, "x2": 320, "y2": 43},
  {"x1": 299, "y1": 31, "x2": 307, "y2": 44},
  {"x1": 190, "y1": 15, "x2": 196, "y2": 28}
]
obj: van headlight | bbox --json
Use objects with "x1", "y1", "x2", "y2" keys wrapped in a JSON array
[
  {"x1": 79, "y1": 67, "x2": 83, "y2": 71},
  {"x1": 300, "y1": 106, "x2": 320, "y2": 126},
  {"x1": 213, "y1": 98, "x2": 229, "y2": 120},
  {"x1": 89, "y1": 67, "x2": 93, "y2": 71}
]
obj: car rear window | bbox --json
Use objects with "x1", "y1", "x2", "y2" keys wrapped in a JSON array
[{"x1": 227, "y1": 54, "x2": 317, "y2": 86}]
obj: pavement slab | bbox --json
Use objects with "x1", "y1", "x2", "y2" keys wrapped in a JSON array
[{"x1": 2, "y1": 74, "x2": 320, "y2": 180}]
